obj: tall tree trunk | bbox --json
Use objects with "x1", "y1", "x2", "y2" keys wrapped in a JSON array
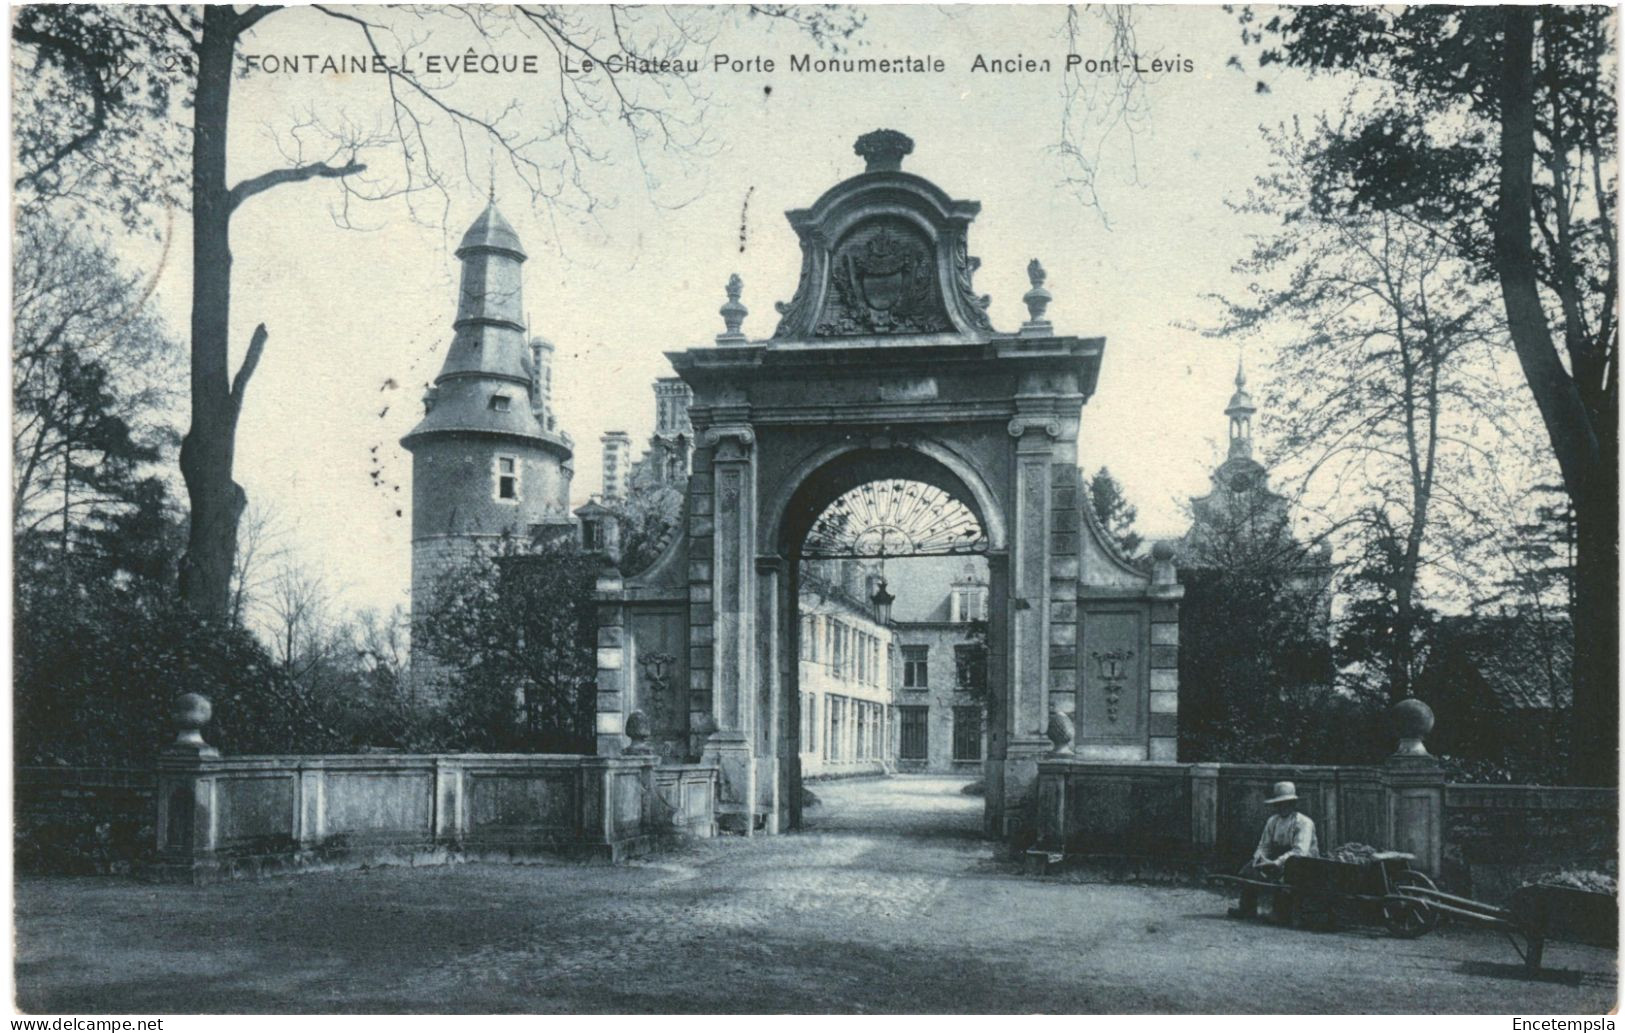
[
  {"x1": 1493, "y1": 8, "x2": 1617, "y2": 785},
  {"x1": 177, "y1": 9, "x2": 244, "y2": 620}
]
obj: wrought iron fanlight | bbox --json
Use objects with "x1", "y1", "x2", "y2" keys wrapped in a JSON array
[{"x1": 803, "y1": 480, "x2": 988, "y2": 559}]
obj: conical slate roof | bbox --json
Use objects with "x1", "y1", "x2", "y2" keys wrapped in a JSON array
[
  {"x1": 457, "y1": 202, "x2": 526, "y2": 260},
  {"x1": 403, "y1": 203, "x2": 566, "y2": 456}
]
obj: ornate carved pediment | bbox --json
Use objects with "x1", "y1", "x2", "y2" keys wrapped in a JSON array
[{"x1": 770, "y1": 131, "x2": 996, "y2": 341}]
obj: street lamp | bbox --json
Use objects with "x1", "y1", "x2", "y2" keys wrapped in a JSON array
[{"x1": 870, "y1": 575, "x2": 894, "y2": 626}]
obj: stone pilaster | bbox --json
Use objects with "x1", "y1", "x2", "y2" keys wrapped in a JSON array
[
  {"x1": 701, "y1": 423, "x2": 757, "y2": 834},
  {"x1": 1147, "y1": 544, "x2": 1184, "y2": 762},
  {"x1": 1002, "y1": 416, "x2": 1061, "y2": 837},
  {"x1": 1049, "y1": 465, "x2": 1082, "y2": 728},
  {"x1": 756, "y1": 555, "x2": 784, "y2": 833},
  {"x1": 593, "y1": 571, "x2": 627, "y2": 756}
]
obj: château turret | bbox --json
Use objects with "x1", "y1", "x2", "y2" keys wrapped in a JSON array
[{"x1": 402, "y1": 202, "x2": 575, "y2": 690}]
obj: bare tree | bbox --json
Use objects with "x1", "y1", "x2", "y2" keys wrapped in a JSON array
[
  {"x1": 258, "y1": 559, "x2": 332, "y2": 677},
  {"x1": 1209, "y1": 128, "x2": 1515, "y2": 701}
]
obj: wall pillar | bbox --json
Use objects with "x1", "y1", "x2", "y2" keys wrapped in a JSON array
[
  {"x1": 1189, "y1": 763, "x2": 1220, "y2": 865},
  {"x1": 1385, "y1": 755, "x2": 1445, "y2": 876}
]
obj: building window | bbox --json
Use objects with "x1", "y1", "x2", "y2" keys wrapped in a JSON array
[
  {"x1": 955, "y1": 644, "x2": 986, "y2": 691},
  {"x1": 581, "y1": 519, "x2": 602, "y2": 551},
  {"x1": 489, "y1": 394, "x2": 512, "y2": 412},
  {"x1": 807, "y1": 693, "x2": 818, "y2": 753},
  {"x1": 951, "y1": 587, "x2": 988, "y2": 623},
  {"x1": 902, "y1": 645, "x2": 929, "y2": 689},
  {"x1": 828, "y1": 697, "x2": 844, "y2": 762},
  {"x1": 953, "y1": 706, "x2": 983, "y2": 761},
  {"x1": 856, "y1": 704, "x2": 869, "y2": 761},
  {"x1": 899, "y1": 706, "x2": 929, "y2": 760},
  {"x1": 494, "y1": 455, "x2": 520, "y2": 501}
]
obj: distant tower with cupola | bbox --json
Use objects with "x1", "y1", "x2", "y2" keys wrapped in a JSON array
[{"x1": 401, "y1": 201, "x2": 574, "y2": 685}]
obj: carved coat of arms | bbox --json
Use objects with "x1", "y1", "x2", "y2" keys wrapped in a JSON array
[{"x1": 815, "y1": 222, "x2": 951, "y2": 335}]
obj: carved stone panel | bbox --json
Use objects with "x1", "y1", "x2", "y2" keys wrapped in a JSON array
[
  {"x1": 630, "y1": 610, "x2": 689, "y2": 764},
  {"x1": 1077, "y1": 608, "x2": 1146, "y2": 744},
  {"x1": 813, "y1": 218, "x2": 953, "y2": 336}
]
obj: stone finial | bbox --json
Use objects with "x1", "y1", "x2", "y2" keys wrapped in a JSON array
[
  {"x1": 717, "y1": 273, "x2": 748, "y2": 345},
  {"x1": 624, "y1": 709, "x2": 654, "y2": 756},
  {"x1": 1391, "y1": 697, "x2": 1435, "y2": 757},
  {"x1": 854, "y1": 129, "x2": 914, "y2": 173},
  {"x1": 1151, "y1": 540, "x2": 1177, "y2": 586},
  {"x1": 1046, "y1": 706, "x2": 1075, "y2": 756},
  {"x1": 168, "y1": 692, "x2": 219, "y2": 757},
  {"x1": 1021, "y1": 259, "x2": 1054, "y2": 336}
]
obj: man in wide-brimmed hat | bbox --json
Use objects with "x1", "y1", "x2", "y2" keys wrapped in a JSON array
[{"x1": 1229, "y1": 780, "x2": 1319, "y2": 920}]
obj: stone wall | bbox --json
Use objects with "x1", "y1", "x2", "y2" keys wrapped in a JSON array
[
  {"x1": 1442, "y1": 784, "x2": 1618, "y2": 903},
  {"x1": 1035, "y1": 760, "x2": 1393, "y2": 870},
  {"x1": 1033, "y1": 756, "x2": 1619, "y2": 894},
  {"x1": 155, "y1": 748, "x2": 715, "y2": 884}
]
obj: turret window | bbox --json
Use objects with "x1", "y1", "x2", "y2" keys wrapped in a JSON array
[
  {"x1": 489, "y1": 395, "x2": 511, "y2": 412},
  {"x1": 494, "y1": 455, "x2": 520, "y2": 502}
]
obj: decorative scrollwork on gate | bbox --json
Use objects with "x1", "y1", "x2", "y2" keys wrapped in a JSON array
[{"x1": 803, "y1": 480, "x2": 987, "y2": 559}]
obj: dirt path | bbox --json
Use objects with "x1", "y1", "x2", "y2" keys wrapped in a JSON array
[{"x1": 14, "y1": 776, "x2": 1616, "y2": 1013}]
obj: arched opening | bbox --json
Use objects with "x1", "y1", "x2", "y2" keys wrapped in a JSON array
[{"x1": 773, "y1": 447, "x2": 1005, "y2": 836}]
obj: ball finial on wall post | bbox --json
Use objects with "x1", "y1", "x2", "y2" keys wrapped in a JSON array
[
  {"x1": 1390, "y1": 697, "x2": 1436, "y2": 757},
  {"x1": 717, "y1": 273, "x2": 748, "y2": 345}
]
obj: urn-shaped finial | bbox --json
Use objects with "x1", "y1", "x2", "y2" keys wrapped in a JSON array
[
  {"x1": 717, "y1": 273, "x2": 748, "y2": 345},
  {"x1": 1022, "y1": 259, "x2": 1054, "y2": 334},
  {"x1": 625, "y1": 708, "x2": 654, "y2": 755},
  {"x1": 1046, "y1": 706, "x2": 1075, "y2": 756},
  {"x1": 169, "y1": 692, "x2": 219, "y2": 757},
  {"x1": 854, "y1": 129, "x2": 914, "y2": 173}
]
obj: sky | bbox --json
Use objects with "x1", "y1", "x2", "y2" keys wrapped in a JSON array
[{"x1": 106, "y1": 4, "x2": 1451, "y2": 617}]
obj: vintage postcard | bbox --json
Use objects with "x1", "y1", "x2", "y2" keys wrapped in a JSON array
[{"x1": 10, "y1": 2, "x2": 1618, "y2": 1018}]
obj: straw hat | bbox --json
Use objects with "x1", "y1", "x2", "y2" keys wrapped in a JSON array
[{"x1": 1264, "y1": 781, "x2": 1299, "y2": 805}]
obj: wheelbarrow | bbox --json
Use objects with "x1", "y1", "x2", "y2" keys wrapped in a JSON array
[
  {"x1": 1210, "y1": 851, "x2": 1440, "y2": 937},
  {"x1": 1392, "y1": 879, "x2": 1618, "y2": 971}
]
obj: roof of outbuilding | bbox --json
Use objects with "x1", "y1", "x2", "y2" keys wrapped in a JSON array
[{"x1": 1427, "y1": 615, "x2": 1573, "y2": 709}]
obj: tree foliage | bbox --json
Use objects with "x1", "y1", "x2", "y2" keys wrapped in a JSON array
[
  {"x1": 1086, "y1": 465, "x2": 1143, "y2": 556},
  {"x1": 416, "y1": 536, "x2": 600, "y2": 752}
]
